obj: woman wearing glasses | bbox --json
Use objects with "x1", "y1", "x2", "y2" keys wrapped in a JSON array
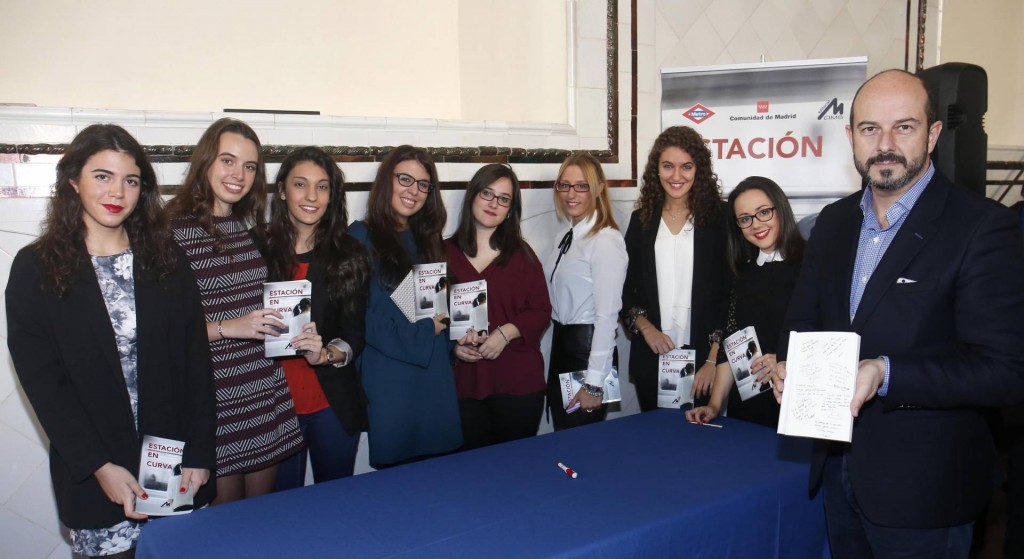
[
  {"x1": 349, "y1": 145, "x2": 462, "y2": 467},
  {"x1": 545, "y1": 153, "x2": 627, "y2": 430},
  {"x1": 686, "y1": 176, "x2": 804, "y2": 427},
  {"x1": 621, "y1": 126, "x2": 729, "y2": 412},
  {"x1": 447, "y1": 164, "x2": 552, "y2": 449}
]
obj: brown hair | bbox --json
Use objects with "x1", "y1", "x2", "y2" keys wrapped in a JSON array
[
  {"x1": 364, "y1": 145, "x2": 446, "y2": 289},
  {"x1": 32, "y1": 124, "x2": 175, "y2": 295},
  {"x1": 451, "y1": 163, "x2": 527, "y2": 267},
  {"x1": 635, "y1": 126, "x2": 722, "y2": 229},
  {"x1": 164, "y1": 118, "x2": 268, "y2": 251},
  {"x1": 265, "y1": 146, "x2": 369, "y2": 310},
  {"x1": 725, "y1": 176, "x2": 804, "y2": 275}
]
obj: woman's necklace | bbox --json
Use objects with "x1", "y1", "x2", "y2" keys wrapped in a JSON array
[{"x1": 663, "y1": 207, "x2": 688, "y2": 222}]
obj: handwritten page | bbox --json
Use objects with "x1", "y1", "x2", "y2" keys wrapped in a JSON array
[{"x1": 777, "y1": 331, "x2": 860, "y2": 442}]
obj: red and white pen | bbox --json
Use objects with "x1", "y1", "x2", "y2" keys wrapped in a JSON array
[{"x1": 557, "y1": 462, "x2": 578, "y2": 478}]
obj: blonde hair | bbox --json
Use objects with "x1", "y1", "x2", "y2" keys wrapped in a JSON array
[{"x1": 553, "y1": 152, "x2": 619, "y2": 237}]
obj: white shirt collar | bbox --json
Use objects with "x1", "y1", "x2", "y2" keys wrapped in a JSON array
[
  {"x1": 568, "y1": 211, "x2": 599, "y2": 237},
  {"x1": 756, "y1": 250, "x2": 782, "y2": 266}
]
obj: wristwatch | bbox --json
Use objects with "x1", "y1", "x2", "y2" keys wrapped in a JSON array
[
  {"x1": 626, "y1": 306, "x2": 648, "y2": 335},
  {"x1": 582, "y1": 382, "x2": 604, "y2": 398},
  {"x1": 325, "y1": 347, "x2": 336, "y2": 364}
]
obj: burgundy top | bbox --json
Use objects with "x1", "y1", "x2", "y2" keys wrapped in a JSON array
[{"x1": 446, "y1": 239, "x2": 552, "y2": 399}]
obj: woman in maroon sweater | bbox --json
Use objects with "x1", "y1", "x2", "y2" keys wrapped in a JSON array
[{"x1": 447, "y1": 164, "x2": 552, "y2": 450}]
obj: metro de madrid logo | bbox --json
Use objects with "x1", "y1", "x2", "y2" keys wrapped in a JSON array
[{"x1": 682, "y1": 103, "x2": 715, "y2": 124}]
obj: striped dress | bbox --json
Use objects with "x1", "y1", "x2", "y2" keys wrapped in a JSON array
[{"x1": 171, "y1": 214, "x2": 302, "y2": 476}]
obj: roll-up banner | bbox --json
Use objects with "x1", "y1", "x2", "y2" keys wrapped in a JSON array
[{"x1": 661, "y1": 58, "x2": 868, "y2": 198}]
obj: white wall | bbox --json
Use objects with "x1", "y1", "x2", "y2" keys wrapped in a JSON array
[
  {"x1": 0, "y1": 0, "x2": 567, "y2": 124},
  {"x1": 938, "y1": 0, "x2": 1024, "y2": 148}
]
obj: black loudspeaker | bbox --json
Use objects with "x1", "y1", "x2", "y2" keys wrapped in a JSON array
[{"x1": 917, "y1": 63, "x2": 988, "y2": 196}]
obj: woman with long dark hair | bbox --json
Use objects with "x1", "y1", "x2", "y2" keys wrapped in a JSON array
[
  {"x1": 263, "y1": 146, "x2": 370, "y2": 488},
  {"x1": 686, "y1": 176, "x2": 805, "y2": 427},
  {"x1": 7, "y1": 124, "x2": 215, "y2": 558},
  {"x1": 621, "y1": 126, "x2": 729, "y2": 412},
  {"x1": 448, "y1": 164, "x2": 551, "y2": 449},
  {"x1": 349, "y1": 145, "x2": 461, "y2": 467},
  {"x1": 545, "y1": 152, "x2": 627, "y2": 430},
  {"x1": 165, "y1": 118, "x2": 302, "y2": 503}
]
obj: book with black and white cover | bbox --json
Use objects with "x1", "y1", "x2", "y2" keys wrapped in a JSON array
[
  {"x1": 390, "y1": 262, "x2": 447, "y2": 323},
  {"x1": 777, "y1": 331, "x2": 860, "y2": 442},
  {"x1": 449, "y1": 280, "x2": 487, "y2": 340},
  {"x1": 557, "y1": 368, "x2": 622, "y2": 413},
  {"x1": 723, "y1": 326, "x2": 773, "y2": 401},
  {"x1": 263, "y1": 279, "x2": 313, "y2": 357},
  {"x1": 657, "y1": 348, "x2": 696, "y2": 408},
  {"x1": 136, "y1": 435, "x2": 195, "y2": 516}
]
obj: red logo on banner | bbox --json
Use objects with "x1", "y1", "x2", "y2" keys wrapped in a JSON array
[
  {"x1": 757, "y1": 100, "x2": 769, "y2": 113},
  {"x1": 682, "y1": 103, "x2": 715, "y2": 124}
]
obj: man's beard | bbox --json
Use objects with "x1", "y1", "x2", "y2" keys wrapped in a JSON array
[{"x1": 855, "y1": 150, "x2": 927, "y2": 192}]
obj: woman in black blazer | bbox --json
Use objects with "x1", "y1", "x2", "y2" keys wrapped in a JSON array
[
  {"x1": 263, "y1": 146, "x2": 370, "y2": 489},
  {"x1": 620, "y1": 126, "x2": 729, "y2": 411},
  {"x1": 6, "y1": 124, "x2": 215, "y2": 558}
]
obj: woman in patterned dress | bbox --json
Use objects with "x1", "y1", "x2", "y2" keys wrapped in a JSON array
[
  {"x1": 6, "y1": 124, "x2": 216, "y2": 558},
  {"x1": 165, "y1": 118, "x2": 303, "y2": 504}
]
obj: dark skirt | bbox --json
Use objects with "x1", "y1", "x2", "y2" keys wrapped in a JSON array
[{"x1": 546, "y1": 322, "x2": 612, "y2": 431}]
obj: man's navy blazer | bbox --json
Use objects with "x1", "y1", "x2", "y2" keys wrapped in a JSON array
[{"x1": 782, "y1": 171, "x2": 1024, "y2": 528}]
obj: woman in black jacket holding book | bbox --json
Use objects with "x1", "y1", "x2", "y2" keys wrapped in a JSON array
[
  {"x1": 263, "y1": 146, "x2": 370, "y2": 488},
  {"x1": 620, "y1": 126, "x2": 729, "y2": 411},
  {"x1": 6, "y1": 124, "x2": 215, "y2": 558},
  {"x1": 686, "y1": 176, "x2": 804, "y2": 428}
]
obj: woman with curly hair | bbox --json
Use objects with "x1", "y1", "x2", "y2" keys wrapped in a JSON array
[
  {"x1": 165, "y1": 118, "x2": 302, "y2": 504},
  {"x1": 620, "y1": 126, "x2": 729, "y2": 411},
  {"x1": 7, "y1": 124, "x2": 215, "y2": 558},
  {"x1": 263, "y1": 146, "x2": 371, "y2": 488}
]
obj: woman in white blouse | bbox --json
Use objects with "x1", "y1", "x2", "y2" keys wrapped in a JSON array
[
  {"x1": 620, "y1": 126, "x2": 729, "y2": 412},
  {"x1": 545, "y1": 152, "x2": 628, "y2": 430}
]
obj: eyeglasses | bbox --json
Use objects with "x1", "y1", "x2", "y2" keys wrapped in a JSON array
[
  {"x1": 736, "y1": 207, "x2": 776, "y2": 229},
  {"x1": 478, "y1": 189, "x2": 513, "y2": 207},
  {"x1": 394, "y1": 173, "x2": 433, "y2": 193},
  {"x1": 554, "y1": 182, "x2": 590, "y2": 193}
]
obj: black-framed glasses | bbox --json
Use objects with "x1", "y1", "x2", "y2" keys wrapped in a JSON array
[
  {"x1": 554, "y1": 182, "x2": 590, "y2": 193},
  {"x1": 736, "y1": 207, "x2": 776, "y2": 228},
  {"x1": 395, "y1": 173, "x2": 433, "y2": 193},
  {"x1": 478, "y1": 188, "x2": 513, "y2": 207}
]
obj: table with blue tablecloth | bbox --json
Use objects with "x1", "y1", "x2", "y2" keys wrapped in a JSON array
[{"x1": 136, "y1": 410, "x2": 828, "y2": 558}]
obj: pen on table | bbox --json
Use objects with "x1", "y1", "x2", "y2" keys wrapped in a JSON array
[
  {"x1": 557, "y1": 462, "x2": 578, "y2": 478},
  {"x1": 688, "y1": 421, "x2": 723, "y2": 428}
]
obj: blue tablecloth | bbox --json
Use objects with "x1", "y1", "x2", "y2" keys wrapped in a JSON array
[{"x1": 136, "y1": 410, "x2": 828, "y2": 558}]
